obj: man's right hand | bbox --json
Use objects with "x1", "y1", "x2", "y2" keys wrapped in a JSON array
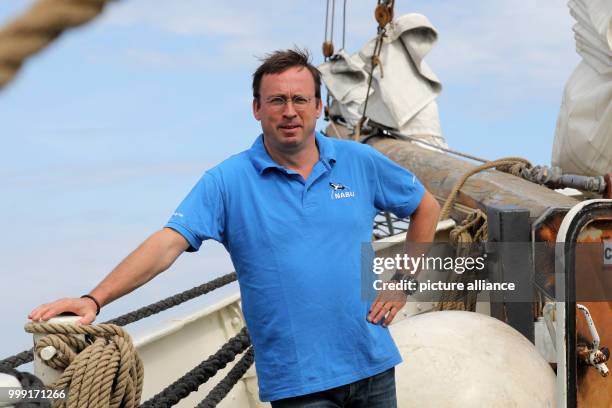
[{"x1": 28, "y1": 297, "x2": 98, "y2": 325}]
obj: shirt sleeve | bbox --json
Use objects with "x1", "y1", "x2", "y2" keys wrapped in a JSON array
[
  {"x1": 368, "y1": 146, "x2": 425, "y2": 218},
  {"x1": 164, "y1": 171, "x2": 225, "y2": 252}
]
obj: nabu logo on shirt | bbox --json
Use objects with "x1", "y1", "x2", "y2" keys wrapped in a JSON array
[{"x1": 329, "y1": 182, "x2": 355, "y2": 200}]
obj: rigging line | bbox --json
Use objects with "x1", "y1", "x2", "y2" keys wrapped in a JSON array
[
  {"x1": 324, "y1": 0, "x2": 330, "y2": 42},
  {"x1": 383, "y1": 129, "x2": 489, "y2": 164},
  {"x1": 330, "y1": 0, "x2": 336, "y2": 47},
  {"x1": 342, "y1": 0, "x2": 347, "y2": 50},
  {"x1": 355, "y1": 30, "x2": 385, "y2": 137}
]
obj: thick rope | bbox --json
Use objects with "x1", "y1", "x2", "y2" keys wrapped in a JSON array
[
  {"x1": 195, "y1": 347, "x2": 255, "y2": 408},
  {"x1": 0, "y1": 365, "x2": 51, "y2": 408},
  {"x1": 436, "y1": 209, "x2": 488, "y2": 311},
  {"x1": 439, "y1": 157, "x2": 532, "y2": 221},
  {"x1": 0, "y1": 272, "x2": 238, "y2": 369},
  {"x1": 449, "y1": 209, "x2": 488, "y2": 244},
  {"x1": 24, "y1": 322, "x2": 143, "y2": 408},
  {"x1": 0, "y1": 350, "x2": 34, "y2": 371},
  {"x1": 105, "y1": 272, "x2": 237, "y2": 326},
  {"x1": 0, "y1": 0, "x2": 110, "y2": 88},
  {"x1": 140, "y1": 327, "x2": 251, "y2": 408}
]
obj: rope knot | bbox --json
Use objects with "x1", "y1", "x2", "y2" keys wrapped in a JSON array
[
  {"x1": 25, "y1": 322, "x2": 143, "y2": 408},
  {"x1": 371, "y1": 55, "x2": 384, "y2": 78},
  {"x1": 495, "y1": 158, "x2": 532, "y2": 177}
]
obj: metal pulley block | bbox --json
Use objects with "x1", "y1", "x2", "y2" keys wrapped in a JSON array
[
  {"x1": 322, "y1": 41, "x2": 334, "y2": 58},
  {"x1": 374, "y1": 3, "x2": 393, "y2": 28}
]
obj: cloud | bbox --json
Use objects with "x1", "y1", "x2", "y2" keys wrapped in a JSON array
[
  {"x1": 93, "y1": 0, "x2": 579, "y2": 103},
  {"x1": 115, "y1": 38, "x2": 275, "y2": 71},
  {"x1": 100, "y1": 0, "x2": 256, "y2": 37},
  {"x1": 90, "y1": 0, "x2": 327, "y2": 71},
  {"x1": 409, "y1": 0, "x2": 579, "y2": 94}
]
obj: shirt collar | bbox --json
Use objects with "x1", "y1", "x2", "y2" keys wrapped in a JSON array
[{"x1": 249, "y1": 131, "x2": 337, "y2": 174}]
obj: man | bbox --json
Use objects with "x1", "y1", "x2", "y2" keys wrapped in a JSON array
[{"x1": 29, "y1": 49, "x2": 440, "y2": 407}]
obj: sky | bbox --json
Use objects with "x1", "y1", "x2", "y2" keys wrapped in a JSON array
[{"x1": 0, "y1": 0, "x2": 580, "y2": 360}]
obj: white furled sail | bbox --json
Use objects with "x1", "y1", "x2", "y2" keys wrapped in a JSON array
[
  {"x1": 319, "y1": 14, "x2": 446, "y2": 147},
  {"x1": 552, "y1": 0, "x2": 612, "y2": 176}
]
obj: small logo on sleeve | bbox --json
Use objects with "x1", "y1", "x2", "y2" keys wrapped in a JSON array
[{"x1": 329, "y1": 182, "x2": 355, "y2": 200}]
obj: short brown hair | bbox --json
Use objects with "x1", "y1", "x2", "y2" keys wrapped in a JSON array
[{"x1": 252, "y1": 48, "x2": 322, "y2": 105}]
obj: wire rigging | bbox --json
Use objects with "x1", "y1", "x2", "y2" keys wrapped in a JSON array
[
  {"x1": 353, "y1": 0, "x2": 395, "y2": 140},
  {"x1": 330, "y1": 0, "x2": 336, "y2": 49},
  {"x1": 342, "y1": 0, "x2": 347, "y2": 50}
]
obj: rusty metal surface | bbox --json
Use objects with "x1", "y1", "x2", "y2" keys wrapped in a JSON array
[{"x1": 573, "y1": 220, "x2": 612, "y2": 407}]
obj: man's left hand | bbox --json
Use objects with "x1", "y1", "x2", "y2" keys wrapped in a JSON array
[{"x1": 367, "y1": 287, "x2": 406, "y2": 327}]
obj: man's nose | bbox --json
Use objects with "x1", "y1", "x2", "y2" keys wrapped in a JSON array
[{"x1": 282, "y1": 100, "x2": 298, "y2": 117}]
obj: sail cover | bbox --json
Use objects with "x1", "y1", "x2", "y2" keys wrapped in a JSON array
[
  {"x1": 319, "y1": 14, "x2": 446, "y2": 147},
  {"x1": 552, "y1": 0, "x2": 612, "y2": 176}
]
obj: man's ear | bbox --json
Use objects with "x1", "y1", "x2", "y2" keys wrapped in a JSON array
[
  {"x1": 316, "y1": 98, "x2": 323, "y2": 118},
  {"x1": 253, "y1": 98, "x2": 261, "y2": 121}
]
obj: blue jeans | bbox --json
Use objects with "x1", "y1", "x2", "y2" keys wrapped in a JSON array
[{"x1": 270, "y1": 367, "x2": 397, "y2": 408}]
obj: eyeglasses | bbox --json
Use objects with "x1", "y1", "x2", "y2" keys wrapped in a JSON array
[{"x1": 264, "y1": 95, "x2": 315, "y2": 111}]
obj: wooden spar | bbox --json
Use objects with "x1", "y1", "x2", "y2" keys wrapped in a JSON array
[
  {"x1": 368, "y1": 137, "x2": 581, "y2": 219},
  {"x1": 325, "y1": 124, "x2": 580, "y2": 220}
]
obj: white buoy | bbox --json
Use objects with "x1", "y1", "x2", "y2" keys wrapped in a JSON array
[
  {"x1": 0, "y1": 373, "x2": 21, "y2": 408},
  {"x1": 390, "y1": 311, "x2": 556, "y2": 407}
]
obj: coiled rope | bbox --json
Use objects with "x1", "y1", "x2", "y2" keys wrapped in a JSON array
[
  {"x1": 0, "y1": 0, "x2": 110, "y2": 88},
  {"x1": 24, "y1": 322, "x2": 143, "y2": 408},
  {"x1": 449, "y1": 209, "x2": 488, "y2": 244},
  {"x1": 0, "y1": 272, "x2": 238, "y2": 369},
  {"x1": 140, "y1": 327, "x2": 251, "y2": 408},
  {"x1": 105, "y1": 272, "x2": 238, "y2": 327},
  {"x1": 436, "y1": 209, "x2": 488, "y2": 311}
]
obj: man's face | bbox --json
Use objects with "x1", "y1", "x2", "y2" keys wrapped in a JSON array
[{"x1": 253, "y1": 66, "x2": 322, "y2": 154}]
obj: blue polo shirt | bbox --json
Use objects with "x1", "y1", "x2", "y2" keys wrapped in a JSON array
[{"x1": 165, "y1": 132, "x2": 425, "y2": 401}]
